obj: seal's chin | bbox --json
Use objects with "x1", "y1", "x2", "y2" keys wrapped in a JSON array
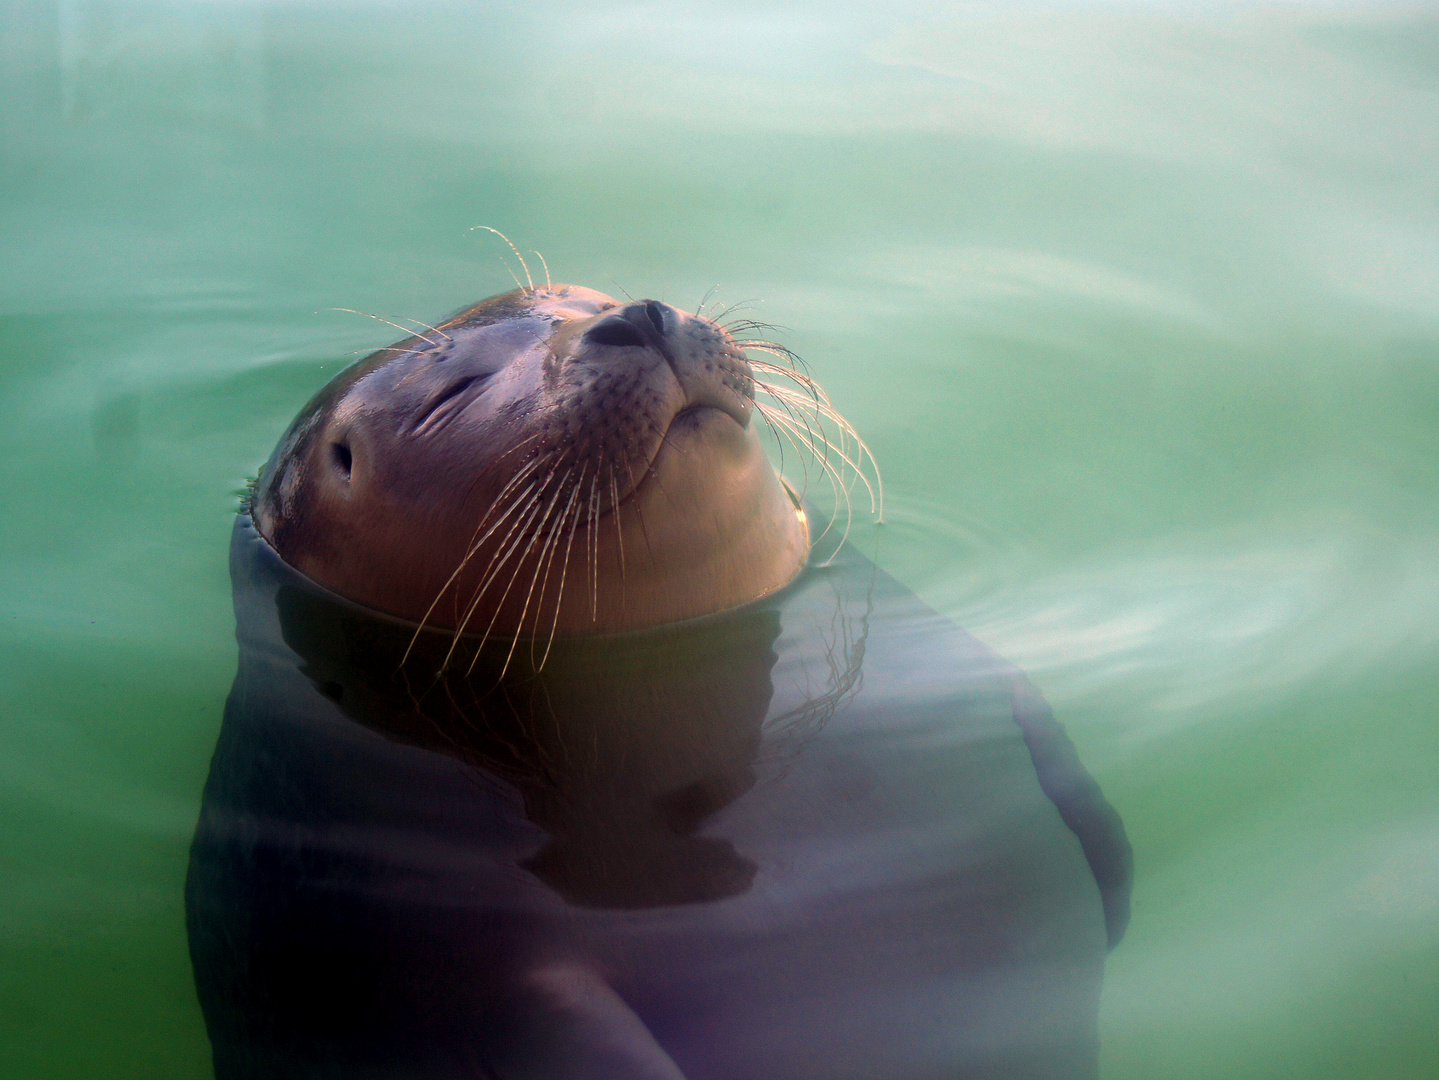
[
  {"x1": 556, "y1": 404, "x2": 806, "y2": 634},
  {"x1": 621, "y1": 404, "x2": 751, "y2": 507}
]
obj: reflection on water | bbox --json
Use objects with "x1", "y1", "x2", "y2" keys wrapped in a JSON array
[
  {"x1": 900, "y1": 510, "x2": 1439, "y2": 739},
  {"x1": 186, "y1": 515, "x2": 1128, "y2": 1078}
]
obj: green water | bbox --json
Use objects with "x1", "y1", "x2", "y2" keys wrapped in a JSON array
[{"x1": 2, "y1": 1, "x2": 1437, "y2": 1076}]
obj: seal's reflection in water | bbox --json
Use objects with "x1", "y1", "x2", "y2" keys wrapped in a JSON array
[{"x1": 188, "y1": 514, "x2": 1131, "y2": 1080}]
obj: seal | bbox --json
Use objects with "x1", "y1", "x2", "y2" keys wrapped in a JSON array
[{"x1": 187, "y1": 283, "x2": 1132, "y2": 1080}]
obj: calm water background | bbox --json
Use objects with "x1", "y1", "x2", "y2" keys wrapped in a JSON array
[{"x1": 2, "y1": 1, "x2": 1436, "y2": 1076}]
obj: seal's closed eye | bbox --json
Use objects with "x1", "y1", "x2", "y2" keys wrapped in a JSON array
[{"x1": 412, "y1": 375, "x2": 486, "y2": 432}]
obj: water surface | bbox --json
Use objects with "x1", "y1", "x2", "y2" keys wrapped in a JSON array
[{"x1": 2, "y1": 2, "x2": 1437, "y2": 1077}]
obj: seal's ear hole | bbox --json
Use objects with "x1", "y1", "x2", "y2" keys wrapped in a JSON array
[{"x1": 331, "y1": 442, "x2": 353, "y2": 480}]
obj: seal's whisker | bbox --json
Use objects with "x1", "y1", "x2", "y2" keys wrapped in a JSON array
[
  {"x1": 609, "y1": 467, "x2": 627, "y2": 607},
  {"x1": 536, "y1": 468, "x2": 590, "y2": 670},
  {"x1": 758, "y1": 407, "x2": 847, "y2": 552},
  {"x1": 458, "y1": 467, "x2": 574, "y2": 674},
  {"x1": 405, "y1": 450, "x2": 553, "y2": 646},
  {"x1": 758, "y1": 404, "x2": 815, "y2": 501},
  {"x1": 735, "y1": 337, "x2": 808, "y2": 370},
  {"x1": 766, "y1": 405, "x2": 790, "y2": 479},
  {"x1": 750, "y1": 347, "x2": 836, "y2": 442},
  {"x1": 527, "y1": 470, "x2": 585, "y2": 667},
  {"x1": 764, "y1": 403, "x2": 877, "y2": 515},
  {"x1": 392, "y1": 315, "x2": 454, "y2": 342},
  {"x1": 532, "y1": 250, "x2": 552, "y2": 290},
  {"x1": 757, "y1": 403, "x2": 856, "y2": 550},
  {"x1": 497, "y1": 261, "x2": 526, "y2": 292},
  {"x1": 632, "y1": 493, "x2": 656, "y2": 564},
  {"x1": 403, "y1": 461, "x2": 552, "y2": 666},
  {"x1": 743, "y1": 348, "x2": 814, "y2": 387},
  {"x1": 755, "y1": 400, "x2": 832, "y2": 497},
  {"x1": 741, "y1": 345, "x2": 817, "y2": 382},
  {"x1": 754, "y1": 380, "x2": 850, "y2": 432},
  {"x1": 744, "y1": 356, "x2": 832, "y2": 408},
  {"x1": 485, "y1": 432, "x2": 548, "y2": 473},
  {"x1": 471, "y1": 226, "x2": 534, "y2": 293},
  {"x1": 746, "y1": 356, "x2": 829, "y2": 399},
  {"x1": 439, "y1": 472, "x2": 558, "y2": 671},
  {"x1": 712, "y1": 298, "x2": 762, "y2": 323},
  {"x1": 326, "y1": 308, "x2": 446, "y2": 350},
  {"x1": 732, "y1": 329, "x2": 795, "y2": 344},
  {"x1": 750, "y1": 374, "x2": 840, "y2": 466},
  {"x1": 447, "y1": 459, "x2": 566, "y2": 649},
  {"x1": 497, "y1": 468, "x2": 581, "y2": 677},
  {"x1": 459, "y1": 450, "x2": 551, "y2": 543},
  {"x1": 754, "y1": 386, "x2": 827, "y2": 483},
  {"x1": 750, "y1": 375, "x2": 882, "y2": 518},
  {"x1": 695, "y1": 284, "x2": 721, "y2": 318},
  {"x1": 754, "y1": 380, "x2": 876, "y2": 494},
  {"x1": 723, "y1": 320, "x2": 793, "y2": 341},
  {"x1": 586, "y1": 461, "x2": 603, "y2": 623},
  {"x1": 757, "y1": 403, "x2": 849, "y2": 505},
  {"x1": 773, "y1": 415, "x2": 852, "y2": 517}
]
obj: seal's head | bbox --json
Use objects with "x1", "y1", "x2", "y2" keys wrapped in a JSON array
[{"x1": 252, "y1": 285, "x2": 810, "y2": 636}]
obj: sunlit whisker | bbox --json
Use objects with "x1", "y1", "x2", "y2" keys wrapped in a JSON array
[
  {"x1": 462, "y1": 467, "x2": 575, "y2": 676},
  {"x1": 501, "y1": 468, "x2": 582, "y2": 676},
  {"x1": 695, "y1": 284, "x2": 721, "y2": 319},
  {"x1": 532, "y1": 250, "x2": 552, "y2": 291},
  {"x1": 443, "y1": 472, "x2": 561, "y2": 672},
  {"x1": 403, "y1": 452, "x2": 552, "y2": 666},
  {"x1": 756, "y1": 402, "x2": 853, "y2": 550},
  {"x1": 755, "y1": 385, "x2": 881, "y2": 512},
  {"x1": 586, "y1": 459, "x2": 603, "y2": 623},
  {"x1": 446, "y1": 458, "x2": 565, "y2": 654},
  {"x1": 609, "y1": 467, "x2": 627, "y2": 607},
  {"x1": 743, "y1": 351, "x2": 832, "y2": 406},
  {"x1": 536, "y1": 465, "x2": 592, "y2": 670},
  {"x1": 773, "y1": 406, "x2": 877, "y2": 514},
  {"x1": 470, "y1": 226, "x2": 534, "y2": 292},
  {"x1": 748, "y1": 369, "x2": 882, "y2": 519},
  {"x1": 723, "y1": 319, "x2": 791, "y2": 341},
  {"x1": 326, "y1": 308, "x2": 450, "y2": 349},
  {"x1": 528, "y1": 469, "x2": 586, "y2": 667},
  {"x1": 712, "y1": 298, "x2": 762, "y2": 323},
  {"x1": 755, "y1": 380, "x2": 852, "y2": 432}
]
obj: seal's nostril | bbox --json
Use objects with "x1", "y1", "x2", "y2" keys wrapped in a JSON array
[
  {"x1": 586, "y1": 318, "x2": 648, "y2": 349},
  {"x1": 645, "y1": 301, "x2": 666, "y2": 337}
]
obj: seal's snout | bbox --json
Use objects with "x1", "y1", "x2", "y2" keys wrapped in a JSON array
[{"x1": 583, "y1": 299, "x2": 672, "y2": 350}]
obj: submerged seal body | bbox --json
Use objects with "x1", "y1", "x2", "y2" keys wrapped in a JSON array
[{"x1": 187, "y1": 285, "x2": 1132, "y2": 1080}]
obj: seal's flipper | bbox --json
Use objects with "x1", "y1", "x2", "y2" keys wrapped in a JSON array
[
  {"x1": 485, "y1": 963, "x2": 687, "y2": 1080},
  {"x1": 1009, "y1": 678, "x2": 1134, "y2": 948}
]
